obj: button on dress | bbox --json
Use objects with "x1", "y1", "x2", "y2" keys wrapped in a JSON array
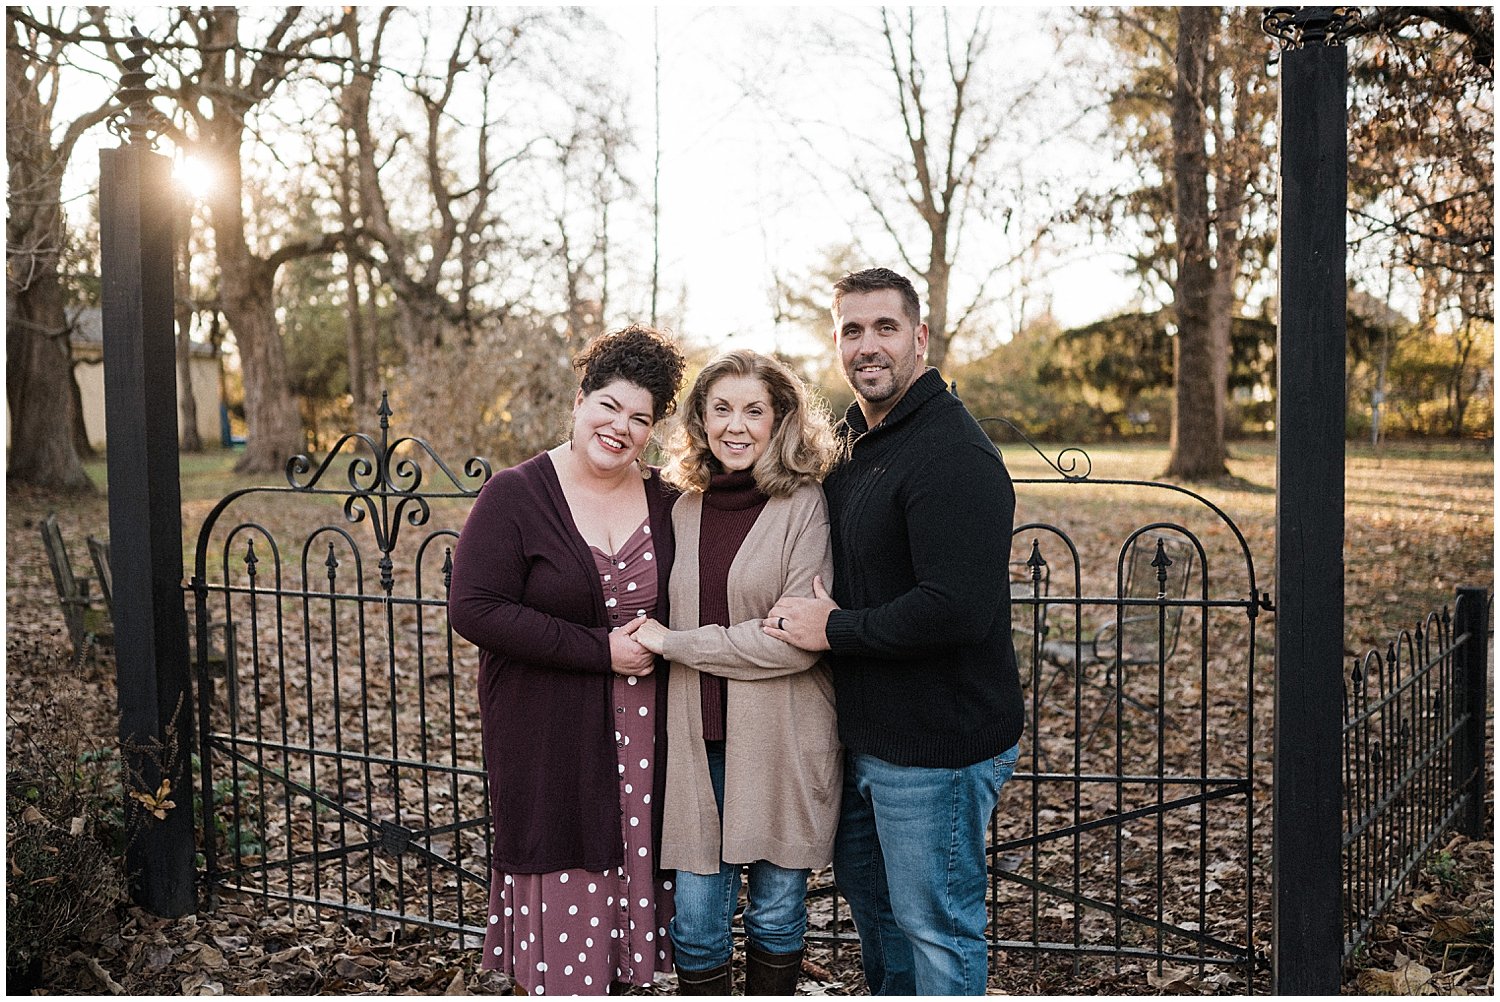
[{"x1": 482, "y1": 519, "x2": 674, "y2": 995}]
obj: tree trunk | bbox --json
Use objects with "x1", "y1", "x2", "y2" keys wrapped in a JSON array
[
  {"x1": 205, "y1": 128, "x2": 303, "y2": 473},
  {"x1": 1164, "y1": 6, "x2": 1227, "y2": 479},
  {"x1": 925, "y1": 237, "x2": 952, "y2": 370},
  {"x1": 5, "y1": 23, "x2": 93, "y2": 491},
  {"x1": 176, "y1": 198, "x2": 203, "y2": 452},
  {"x1": 6, "y1": 284, "x2": 93, "y2": 490}
]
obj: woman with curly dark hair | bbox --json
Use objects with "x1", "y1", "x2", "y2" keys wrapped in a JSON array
[{"x1": 449, "y1": 324, "x2": 687, "y2": 995}]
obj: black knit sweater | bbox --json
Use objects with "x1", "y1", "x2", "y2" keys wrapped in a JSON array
[{"x1": 823, "y1": 368, "x2": 1024, "y2": 768}]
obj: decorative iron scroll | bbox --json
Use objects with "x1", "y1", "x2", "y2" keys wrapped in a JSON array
[
  {"x1": 977, "y1": 417, "x2": 1093, "y2": 481},
  {"x1": 282, "y1": 393, "x2": 492, "y2": 558},
  {"x1": 1262, "y1": 6, "x2": 1364, "y2": 49}
]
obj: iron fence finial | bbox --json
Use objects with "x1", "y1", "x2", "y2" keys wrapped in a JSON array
[{"x1": 112, "y1": 28, "x2": 164, "y2": 148}]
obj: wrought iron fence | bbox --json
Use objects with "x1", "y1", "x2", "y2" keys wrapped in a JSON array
[
  {"x1": 1341, "y1": 587, "x2": 1491, "y2": 961},
  {"x1": 191, "y1": 396, "x2": 493, "y2": 940},
  {"x1": 192, "y1": 407, "x2": 1271, "y2": 987}
]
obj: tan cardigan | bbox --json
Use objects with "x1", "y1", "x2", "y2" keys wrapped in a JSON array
[{"x1": 659, "y1": 482, "x2": 842, "y2": 874}]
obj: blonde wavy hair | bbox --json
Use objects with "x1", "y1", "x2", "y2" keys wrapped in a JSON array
[{"x1": 664, "y1": 350, "x2": 837, "y2": 498}]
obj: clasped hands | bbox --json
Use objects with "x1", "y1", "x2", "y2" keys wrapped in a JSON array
[{"x1": 609, "y1": 575, "x2": 838, "y2": 673}]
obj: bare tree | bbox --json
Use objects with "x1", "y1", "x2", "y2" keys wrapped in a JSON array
[
  {"x1": 154, "y1": 8, "x2": 349, "y2": 473},
  {"x1": 842, "y1": 8, "x2": 1056, "y2": 368},
  {"x1": 5, "y1": 7, "x2": 114, "y2": 490}
]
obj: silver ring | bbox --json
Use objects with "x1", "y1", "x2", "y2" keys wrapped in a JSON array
[{"x1": 778, "y1": 617, "x2": 785, "y2": 631}]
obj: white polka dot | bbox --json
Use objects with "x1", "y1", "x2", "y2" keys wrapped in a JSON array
[
  {"x1": 537, "y1": 963, "x2": 548, "y2": 973},
  {"x1": 504, "y1": 907, "x2": 513, "y2": 917},
  {"x1": 536, "y1": 987, "x2": 545, "y2": 996},
  {"x1": 559, "y1": 931, "x2": 568, "y2": 943},
  {"x1": 520, "y1": 940, "x2": 528, "y2": 951},
  {"x1": 529, "y1": 933, "x2": 536, "y2": 942},
  {"x1": 611, "y1": 929, "x2": 620, "y2": 939},
  {"x1": 634, "y1": 953, "x2": 643, "y2": 963},
  {"x1": 643, "y1": 526, "x2": 651, "y2": 534},
  {"x1": 630, "y1": 816, "x2": 639, "y2": 827},
  {"x1": 606, "y1": 597, "x2": 618, "y2": 607},
  {"x1": 504, "y1": 874, "x2": 514, "y2": 885},
  {"x1": 489, "y1": 914, "x2": 499, "y2": 925},
  {"x1": 607, "y1": 897, "x2": 614, "y2": 906},
  {"x1": 659, "y1": 950, "x2": 667, "y2": 960},
  {"x1": 638, "y1": 706, "x2": 649, "y2": 717},
  {"x1": 618, "y1": 763, "x2": 625, "y2": 774},
  {"x1": 636, "y1": 609, "x2": 646, "y2": 617},
  {"x1": 565, "y1": 966, "x2": 573, "y2": 976},
  {"x1": 646, "y1": 931, "x2": 654, "y2": 941},
  {"x1": 586, "y1": 937, "x2": 594, "y2": 948},
  {"x1": 590, "y1": 917, "x2": 600, "y2": 927},
  {"x1": 643, "y1": 794, "x2": 651, "y2": 804},
  {"x1": 624, "y1": 784, "x2": 633, "y2": 794},
  {"x1": 615, "y1": 730, "x2": 622, "y2": 740},
  {"x1": 644, "y1": 552, "x2": 653, "y2": 561},
  {"x1": 659, "y1": 924, "x2": 668, "y2": 933},
  {"x1": 604, "y1": 574, "x2": 611, "y2": 582},
  {"x1": 578, "y1": 951, "x2": 588, "y2": 963},
  {"x1": 630, "y1": 919, "x2": 637, "y2": 931},
  {"x1": 584, "y1": 977, "x2": 592, "y2": 987},
  {"x1": 638, "y1": 897, "x2": 648, "y2": 908},
  {"x1": 627, "y1": 675, "x2": 638, "y2": 685},
  {"x1": 638, "y1": 846, "x2": 648, "y2": 857},
  {"x1": 568, "y1": 905, "x2": 578, "y2": 915},
  {"x1": 493, "y1": 946, "x2": 503, "y2": 956},
  {"x1": 520, "y1": 905, "x2": 528, "y2": 916},
  {"x1": 558, "y1": 872, "x2": 569, "y2": 883},
  {"x1": 627, "y1": 582, "x2": 637, "y2": 591},
  {"x1": 639, "y1": 758, "x2": 649, "y2": 769},
  {"x1": 541, "y1": 902, "x2": 548, "y2": 912},
  {"x1": 618, "y1": 561, "x2": 627, "y2": 570},
  {"x1": 588, "y1": 882, "x2": 598, "y2": 893}
]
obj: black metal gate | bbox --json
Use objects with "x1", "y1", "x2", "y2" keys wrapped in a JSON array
[
  {"x1": 981, "y1": 422, "x2": 1265, "y2": 987},
  {"x1": 191, "y1": 398, "x2": 494, "y2": 938},
  {"x1": 193, "y1": 409, "x2": 1264, "y2": 985}
]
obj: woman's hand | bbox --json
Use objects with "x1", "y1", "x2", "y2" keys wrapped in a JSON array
[
  {"x1": 609, "y1": 616, "x2": 655, "y2": 676},
  {"x1": 633, "y1": 618, "x2": 671, "y2": 656}
]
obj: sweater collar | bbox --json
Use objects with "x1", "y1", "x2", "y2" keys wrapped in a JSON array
[
  {"x1": 841, "y1": 367, "x2": 949, "y2": 438},
  {"x1": 704, "y1": 468, "x2": 768, "y2": 511}
]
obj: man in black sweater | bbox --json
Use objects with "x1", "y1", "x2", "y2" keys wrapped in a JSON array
[{"x1": 766, "y1": 268, "x2": 1023, "y2": 995}]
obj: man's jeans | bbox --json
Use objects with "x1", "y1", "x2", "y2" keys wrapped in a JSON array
[
  {"x1": 669, "y1": 741, "x2": 811, "y2": 971},
  {"x1": 832, "y1": 743, "x2": 1020, "y2": 995}
]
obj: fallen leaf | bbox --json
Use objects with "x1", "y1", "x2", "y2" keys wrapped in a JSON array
[{"x1": 443, "y1": 969, "x2": 468, "y2": 994}]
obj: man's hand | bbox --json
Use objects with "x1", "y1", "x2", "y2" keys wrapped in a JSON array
[
  {"x1": 763, "y1": 575, "x2": 837, "y2": 652},
  {"x1": 609, "y1": 616, "x2": 655, "y2": 676}
]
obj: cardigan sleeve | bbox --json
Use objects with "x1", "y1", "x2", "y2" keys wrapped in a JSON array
[
  {"x1": 825, "y1": 440, "x2": 1014, "y2": 658},
  {"x1": 448, "y1": 470, "x2": 611, "y2": 673},
  {"x1": 661, "y1": 488, "x2": 832, "y2": 680}
]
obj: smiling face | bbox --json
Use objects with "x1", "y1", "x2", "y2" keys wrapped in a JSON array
[
  {"x1": 834, "y1": 287, "x2": 928, "y2": 427},
  {"x1": 571, "y1": 378, "x2": 656, "y2": 476},
  {"x1": 704, "y1": 373, "x2": 776, "y2": 473}
]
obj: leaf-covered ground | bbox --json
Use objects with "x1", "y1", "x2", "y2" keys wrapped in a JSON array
[{"x1": 6, "y1": 439, "x2": 1491, "y2": 994}]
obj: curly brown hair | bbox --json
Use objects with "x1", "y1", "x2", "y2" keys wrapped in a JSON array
[
  {"x1": 664, "y1": 349, "x2": 836, "y2": 498},
  {"x1": 573, "y1": 324, "x2": 687, "y2": 422}
]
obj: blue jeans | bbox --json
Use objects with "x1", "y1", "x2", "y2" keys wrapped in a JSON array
[
  {"x1": 669, "y1": 741, "x2": 811, "y2": 971},
  {"x1": 832, "y1": 743, "x2": 1020, "y2": 995}
]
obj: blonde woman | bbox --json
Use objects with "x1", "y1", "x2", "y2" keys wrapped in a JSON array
[{"x1": 634, "y1": 349, "x2": 840, "y2": 995}]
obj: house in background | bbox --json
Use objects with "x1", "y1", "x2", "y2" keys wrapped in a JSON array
[{"x1": 69, "y1": 306, "x2": 224, "y2": 449}]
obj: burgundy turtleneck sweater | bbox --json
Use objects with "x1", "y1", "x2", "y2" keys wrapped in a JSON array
[{"x1": 696, "y1": 468, "x2": 770, "y2": 740}]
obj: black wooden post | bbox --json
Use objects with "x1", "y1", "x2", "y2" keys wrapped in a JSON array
[
  {"x1": 99, "y1": 34, "x2": 196, "y2": 916},
  {"x1": 1263, "y1": 6, "x2": 1360, "y2": 995},
  {"x1": 1452, "y1": 586, "x2": 1489, "y2": 838}
]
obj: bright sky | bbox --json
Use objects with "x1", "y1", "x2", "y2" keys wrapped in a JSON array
[{"x1": 595, "y1": 5, "x2": 1142, "y2": 359}]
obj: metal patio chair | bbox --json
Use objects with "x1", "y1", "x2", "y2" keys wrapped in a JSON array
[
  {"x1": 1039, "y1": 533, "x2": 1196, "y2": 742},
  {"x1": 85, "y1": 534, "x2": 233, "y2": 675},
  {"x1": 40, "y1": 513, "x2": 113, "y2": 660}
]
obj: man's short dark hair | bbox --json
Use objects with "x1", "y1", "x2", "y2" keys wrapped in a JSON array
[{"x1": 832, "y1": 268, "x2": 922, "y2": 328}]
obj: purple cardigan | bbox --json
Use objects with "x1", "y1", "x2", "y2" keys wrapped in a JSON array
[{"x1": 448, "y1": 451, "x2": 676, "y2": 873}]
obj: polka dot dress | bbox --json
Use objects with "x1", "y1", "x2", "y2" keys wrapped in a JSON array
[{"x1": 482, "y1": 519, "x2": 674, "y2": 995}]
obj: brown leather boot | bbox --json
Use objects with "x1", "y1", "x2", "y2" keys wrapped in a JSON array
[
  {"x1": 676, "y1": 960, "x2": 732, "y2": 995},
  {"x1": 744, "y1": 945, "x2": 802, "y2": 995}
]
